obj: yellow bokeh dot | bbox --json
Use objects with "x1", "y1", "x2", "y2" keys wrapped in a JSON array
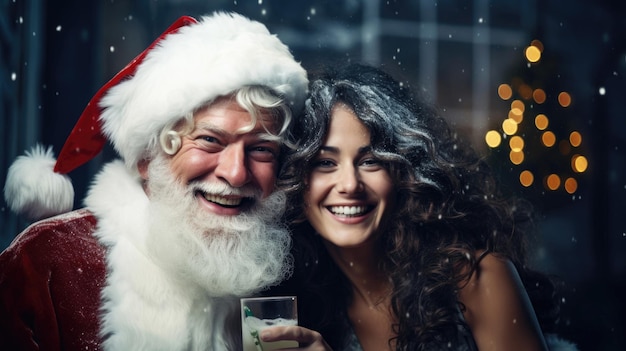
[
  {"x1": 508, "y1": 109, "x2": 524, "y2": 124},
  {"x1": 498, "y1": 84, "x2": 513, "y2": 100},
  {"x1": 572, "y1": 155, "x2": 588, "y2": 173},
  {"x1": 525, "y1": 45, "x2": 541, "y2": 63},
  {"x1": 502, "y1": 118, "x2": 518, "y2": 135},
  {"x1": 509, "y1": 150, "x2": 524, "y2": 165},
  {"x1": 485, "y1": 130, "x2": 502, "y2": 148},
  {"x1": 509, "y1": 136, "x2": 525, "y2": 152},
  {"x1": 570, "y1": 131, "x2": 582, "y2": 147},
  {"x1": 558, "y1": 92, "x2": 572, "y2": 107},
  {"x1": 542, "y1": 131, "x2": 556, "y2": 147},
  {"x1": 511, "y1": 100, "x2": 525, "y2": 113},
  {"x1": 535, "y1": 114, "x2": 549, "y2": 130},
  {"x1": 564, "y1": 178, "x2": 578, "y2": 194},
  {"x1": 530, "y1": 39, "x2": 544, "y2": 52},
  {"x1": 546, "y1": 174, "x2": 561, "y2": 190},
  {"x1": 519, "y1": 170, "x2": 534, "y2": 187},
  {"x1": 533, "y1": 89, "x2": 546, "y2": 104}
]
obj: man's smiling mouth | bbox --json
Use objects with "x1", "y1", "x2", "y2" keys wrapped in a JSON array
[{"x1": 199, "y1": 192, "x2": 251, "y2": 208}]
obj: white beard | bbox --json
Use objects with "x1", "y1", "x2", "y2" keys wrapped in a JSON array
[
  {"x1": 86, "y1": 159, "x2": 293, "y2": 350},
  {"x1": 145, "y1": 155, "x2": 293, "y2": 296}
]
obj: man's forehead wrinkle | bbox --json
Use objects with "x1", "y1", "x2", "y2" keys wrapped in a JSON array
[
  {"x1": 194, "y1": 120, "x2": 276, "y2": 140},
  {"x1": 195, "y1": 120, "x2": 225, "y2": 134}
]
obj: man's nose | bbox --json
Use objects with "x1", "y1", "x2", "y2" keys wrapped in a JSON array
[{"x1": 214, "y1": 143, "x2": 250, "y2": 188}]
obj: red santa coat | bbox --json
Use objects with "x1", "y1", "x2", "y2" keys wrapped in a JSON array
[
  {"x1": 0, "y1": 210, "x2": 106, "y2": 350},
  {"x1": 0, "y1": 161, "x2": 241, "y2": 351}
]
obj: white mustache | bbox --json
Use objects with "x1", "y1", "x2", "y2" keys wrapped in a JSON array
[{"x1": 190, "y1": 181, "x2": 261, "y2": 199}]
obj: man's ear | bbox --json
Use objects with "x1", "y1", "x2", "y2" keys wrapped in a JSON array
[
  {"x1": 162, "y1": 131, "x2": 182, "y2": 155},
  {"x1": 138, "y1": 159, "x2": 150, "y2": 180}
]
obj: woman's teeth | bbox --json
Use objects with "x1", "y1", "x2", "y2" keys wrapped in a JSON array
[{"x1": 329, "y1": 206, "x2": 367, "y2": 217}]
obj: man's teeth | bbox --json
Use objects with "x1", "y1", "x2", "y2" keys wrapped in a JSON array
[
  {"x1": 329, "y1": 206, "x2": 367, "y2": 216},
  {"x1": 203, "y1": 194, "x2": 242, "y2": 206}
]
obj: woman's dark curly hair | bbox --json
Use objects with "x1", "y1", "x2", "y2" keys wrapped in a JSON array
[{"x1": 276, "y1": 63, "x2": 560, "y2": 350}]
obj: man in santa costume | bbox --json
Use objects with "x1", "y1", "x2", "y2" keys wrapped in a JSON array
[{"x1": 0, "y1": 12, "x2": 309, "y2": 350}]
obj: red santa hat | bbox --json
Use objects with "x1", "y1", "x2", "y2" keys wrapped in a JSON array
[{"x1": 4, "y1": 12, "x2": 308, "y2": 221}]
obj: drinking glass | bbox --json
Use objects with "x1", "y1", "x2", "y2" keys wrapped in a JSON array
[{"x1": 240, "y1": 296, "x2": 298, "y2": 351}]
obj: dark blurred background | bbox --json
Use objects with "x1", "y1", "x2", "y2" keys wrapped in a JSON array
[{"x1": 1, "y1": 0, "x2": 624, "y2": 349}]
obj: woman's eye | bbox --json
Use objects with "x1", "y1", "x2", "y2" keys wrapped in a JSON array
[
  {"x1": 361, "y1": 158, "x2": 378, "y2": 165},
  {"x1": 362, "y1": 158, "x2": 376, "y2": 165},
  {"x1": 360, "y1": 157, "x2": 383, "y2": 170},
  {"x1": 312, "y1": 159, "x2": 336, "y2": 168}
]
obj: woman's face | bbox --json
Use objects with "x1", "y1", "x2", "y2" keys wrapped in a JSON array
[{"x1": 303, "y1": 103, "x2": 396, "y2": 249}]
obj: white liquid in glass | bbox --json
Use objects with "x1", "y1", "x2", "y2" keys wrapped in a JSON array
[{"x1": 241, "y1": 316, "x2": 298, "y2": 351}]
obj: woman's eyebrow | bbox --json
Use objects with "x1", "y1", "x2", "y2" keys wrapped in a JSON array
[{"x1": 319, "y1": 145, "x2": 372, "y2": 154}]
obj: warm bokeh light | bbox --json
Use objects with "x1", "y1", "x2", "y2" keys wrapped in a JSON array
[
  {"x1": 564, "y1": 178, "x2": 578, "y2": 194},
  {"x1": 542, "y1": 131, "x2": 556, "y2": 147},
  {"x1": 518, "y1": 84, "x2": 533, "y2": 100},
  {"x1": 509, "y1": 136, "x2": 524, "y2": 152},
  {"x1": 509, "y1": 100, "x2": 525, "y2": 123},
  {"x1": 498, "y1": 84, "x2": 513, "y2": 100},
  {"x1": 535, "y1": 114, "x2": 549, "y2": 130},
  {"x1": 502, "y1": 118, "x2": 518, "y2": 135},
  {"x1": 546, "y1": 174, "x2": 561, "y2": 190},
  {"x1": 491, "y1": 39, "x2": 584, "y2": 195},
  {"x1": 533, "y1": 89, "x2": 546, "y2": 104},
  {"x1": 572, "y1": 155, "x2": 588, "y2": 173},
  {"x1": 508, "y1": 109, "x2": 523, "y2": 123},
  {"x1": 558, "y1": 92, "x2": 572, "y2": 107},
  {"x1": 570, "y1": 131, "x2": 582, "y2": 147},
  {"x1": 530, "y1": 39, "x2": 544, "y2": 52},
  {"x1": 485, "y1": 130, "x2": 502, "y2": 148},
  {"x1": 525, "y1": 45, "x2": 541, "y2": 63},
  {"x1": 519, "y1": 170, "x2": 534, "y2": 187},
  {"x1": 509, "y1": 150, "x2": 524, "y2": 165},
  {"x1": 511, "y1": 100, "x2": 525, "y2": 113}
]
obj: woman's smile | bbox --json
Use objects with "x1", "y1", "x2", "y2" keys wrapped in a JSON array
[{"x1": 304, "y1": 103, "x2": 396, "y2": 248}]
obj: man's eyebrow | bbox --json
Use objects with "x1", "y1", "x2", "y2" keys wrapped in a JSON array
[
  {"x1": 193, "y1": 121, "x2": 278, "y2": 141},
  {"x1": 194, "y1": 121, "x2": 224, "y2": 134}
]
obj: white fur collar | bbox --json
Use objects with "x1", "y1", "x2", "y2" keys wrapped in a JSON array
[{"x1": 85, "y1": 160, "x2": 240, "y2": 350}]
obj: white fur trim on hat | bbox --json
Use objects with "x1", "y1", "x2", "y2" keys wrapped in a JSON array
[
  {"x1": 99, "y1": 11, "x2": 309, "y2": 170},
  {"x1": 3, "y1": 12, "x2": 307, "y2": 222},
  {"x1": 4, "y1": 145, "x2": 74, "y2": 221}
]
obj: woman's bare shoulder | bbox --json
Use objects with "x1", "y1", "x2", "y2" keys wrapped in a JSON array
[{"x1": 458, "y1": 251, "x2": 548, "y2": 351}]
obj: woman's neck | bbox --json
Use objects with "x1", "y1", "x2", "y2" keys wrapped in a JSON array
[
  {"x1": 324, "y1": 242, "x2": 396, "y2": 350},
  {"x1": 323, "y1": 240, "x2": 391, "y2": 309}
]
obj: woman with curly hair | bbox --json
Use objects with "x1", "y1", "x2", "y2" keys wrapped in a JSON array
[{"x1": 264, "y1": 63, "x2": 578, "y2": 351}]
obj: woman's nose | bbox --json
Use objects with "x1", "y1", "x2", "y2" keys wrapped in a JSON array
[{"x1": 336, "y1": 165, "x2": 363, "y2": 194}]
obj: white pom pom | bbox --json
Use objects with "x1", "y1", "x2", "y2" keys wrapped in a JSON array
[{"x1": 4, "y1": 144, "x2": 74, "y2": 221}]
